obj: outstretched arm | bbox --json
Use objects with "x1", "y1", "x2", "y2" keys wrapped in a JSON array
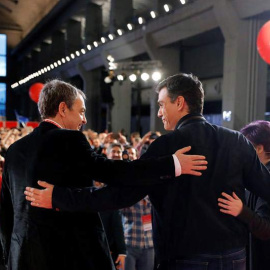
[{"x1": 25, "y1": 180, "x2": 148, "y2": 212}]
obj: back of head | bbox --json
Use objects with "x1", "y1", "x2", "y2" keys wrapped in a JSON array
[
  {"x1": 156, "y1": 73, "x2": 204, "y2": 114},
  {"x1": 38, "y1": 79, "x2": 86, "y2": 119},
  {"x1": 240, "y1": 120, "x2": 270, "y2": 152}
]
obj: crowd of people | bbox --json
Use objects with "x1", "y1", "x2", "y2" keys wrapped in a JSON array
[{"x1": 0, "y1": 127, "x2": 34, "y2": 178}]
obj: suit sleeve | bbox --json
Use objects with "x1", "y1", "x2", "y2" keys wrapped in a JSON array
[
  {"x1": 52, "y1": 184, "x2": 148, "y2": 213},
  {"x1": 0, "y1": 162, "x2": 14, "y2": 266},
  {"x1": 111, "y1": 210, "x2": 126, "y2": 255},
  {"x1": 69, "y1": 132, "x2": 176, "y2": 186},
  {"x1": 238, "y1": 198, "x2": 270, "y2": 240}
]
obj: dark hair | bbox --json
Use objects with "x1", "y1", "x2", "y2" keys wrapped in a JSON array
[
  {"x1": 240, "y1": 120, "x2": 270, "y2": 152},
  {"x1": 149, "y1": 132, "x2": 159, "y2": 140},
  {"x1": 156, "y1": 73, "x2": 204, "y2": 114},
  {"x1": 107, "y1": 143, "x2": 123, "y2": 153},
  {"x1": 124, "y1": 145, "x2": 138, "y2": 154},
  {"x1": 38, "y1": 79, "x2": 86, "y2": 119}
]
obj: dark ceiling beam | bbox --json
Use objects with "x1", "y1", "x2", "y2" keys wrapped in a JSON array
[{"x1": 11, "y1": 0, "x2": 86, "y2": 59}]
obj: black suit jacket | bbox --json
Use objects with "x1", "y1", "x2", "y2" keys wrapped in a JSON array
[
  {"x1": 50, "y1": 114, "x2": 270, "y2": 264},
  {"x1": 0, "y1": 122, "x2": 175, "y2": 270},
  {"x1": 100, "y1": 210, "x2": 126, "y2": 258}
]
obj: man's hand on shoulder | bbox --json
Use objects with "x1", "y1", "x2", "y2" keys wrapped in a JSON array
[
  {"x1": 24, "y1": 181, "x2": 54, "y2": 209},
  {"x1": 174, "y1": 146, "x2": 207, "y2": 176}
]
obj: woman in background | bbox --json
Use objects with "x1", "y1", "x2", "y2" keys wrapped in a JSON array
[{"x1": 218, "y1": 120, "x2": 270, "y2": 270}]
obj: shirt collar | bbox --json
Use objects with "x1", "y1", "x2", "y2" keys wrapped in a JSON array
[
  {"x1": 175, "y1": 113, "x2": 205, "y2": 130},
  {"x1": 44, "y1": 119, "x2": 63, "y2": 129}
]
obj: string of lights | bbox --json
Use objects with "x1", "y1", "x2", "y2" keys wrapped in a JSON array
[{"x1": 11, "y1": 0, "x2": 190, "y2": 89}]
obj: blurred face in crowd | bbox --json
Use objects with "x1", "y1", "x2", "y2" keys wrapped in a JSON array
[
  {"x1": 92, "y1": 138, "x2": 101, "y2": 148},
  {"x1": 107, "y1": 146, "x2": 122, "y2": 160},
  {"x1": 127, "y1": 147, "x2": 137, "y2": 160},
  {"x1": 158, "y1": 87, "x2": 183, "y2": 131},
  {"x1": 62, "y1": 94, "x2": 87, "y2": 130},
  {"x1": 98, "y1": 133, "x2": 107, "y2": 144}
]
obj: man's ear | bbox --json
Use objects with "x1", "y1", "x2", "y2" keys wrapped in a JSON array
[
  {"x1": 255, "y1": 144, "x2": 264, "y2": 154},
  {"x1": 176, "y1": 96, "x2": 185, "y2": 111},
  {"x1": 59, "y1": 102, "x2": 67, "y2": 117}
]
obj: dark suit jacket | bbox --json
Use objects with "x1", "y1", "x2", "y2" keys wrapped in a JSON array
[
  {"x1": 0, "y1": 122, "x2": 175, "y2": 270},
  {"x1": 50, "y1": 114, "x2": 270, "y2": 264},
  {"x1": 100, "y1": 210, "x2": 126, "y2": 259},
  {"x1": 240, "y1": 162, "x2": 270, "y2": 270}
]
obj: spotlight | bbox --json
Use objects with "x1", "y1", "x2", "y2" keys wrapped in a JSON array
[
  {"x1": 152, "y1": 71, "x2": 162, "y2": 81},
  {"x1": 81, "y1": 49, "x2": 86, "y2": 54},
  {"x1": 117, "y1": 29, "x2": 123, "y2": 36},
  {"x1": 61, "y1": 58, "x2": 66, "y2": 63},
  {"x1": 180, "y1": 0, "x2": 186, "y2": 4},
  {"x1": 108, "y1": 62, "x2": 117, "y2": 70},
  {"x1": 101, "y1": 37, "x2": 106, "y2": 43},
  {"x1": 107, "y1": 55, "x2": 115, "y2": 62},
  {"x1": 54, "y1": 62, "x2": 58, "y2": 67},
  {"x1": 75, "y1": 51, "x2": 80, "y2": 57},
  {"x1": 117, "y1": 74, "x2": 124, "y2": 81},
  {"x1": 57, "y1": 60, "x2": 61, "y2": 65},
  {"x1": 138, "y1": 17, "x2": 145, "y2": 25},
  {"x1": 127, "y1": 23, "x2": 133, "y2": 31},
  {"x1": 108, "y1": 34, "x2": 115, "y2": 40},
  {"x1": 66, "y1": 56, "x2": 70, "y2": 61},
  {"x1": 150, "y1": 11, "x2": 157, "y2": 19},
  {"x1": 47, "y1": 66, "x2": 51, "y2": 71},
  {"x1": 129, "y1": 74, "x2": 137, "y2": 82},
  {"x1": 44, "y1": 67, "x2": 47, "y2": 72},
  {"x1": 104, "y1": 76, "x2": 112, "y2": 84},
  {"x1": 50, "y1": 64, "x2": 54, "y2": 69},
  {"x1": 87, "y1": 44, "x2": 92, "y2": 50},
  {"x1": 141, "y1": 73, "x2": 150, "y2": 81},
  {"x1": 70, "y1": 53, "x2": 75, "y2": 59},
  {"x1": 93, "y1": 41, "x2": 99, "y2": 47},
  {"x1": 164, "y1": 4, "x2": 171, "y2": 12}
]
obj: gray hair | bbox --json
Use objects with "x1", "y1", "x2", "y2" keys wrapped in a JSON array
[{"x1": 38, "y1": 79, "x2": 86, "y2": 119}]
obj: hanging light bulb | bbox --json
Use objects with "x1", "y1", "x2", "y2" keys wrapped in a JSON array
[
  {"x1": 117, "y1": 29, "x2": 123, "y2": 36},
  {"x1": 141, "y1": 73, "x2": 150, "y2": 81},
  {"x1": 117, "y1": 74, "x2": 124, "y2": 81},
  {"x1": 152, "y1": 71, "x2": 162, "y2": 81},
  {"x1": 164, "y1": 4, "x2": 171, "y2": 12},
  {"x1": 108, "y1": 34, "x2": 115, "y2": 40},
  {"x1": 129, "y1": 74, "x2": 137, "y2": 82},
  {"x1": 127, "y1": 23, "x2": 134, "y2": 30},
  {"x1": 138, "y1": 17, "x2": 145, "y2": 25},
  {"x1": 150, "y1": 11, "x2": 157, "y2": 19}
]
